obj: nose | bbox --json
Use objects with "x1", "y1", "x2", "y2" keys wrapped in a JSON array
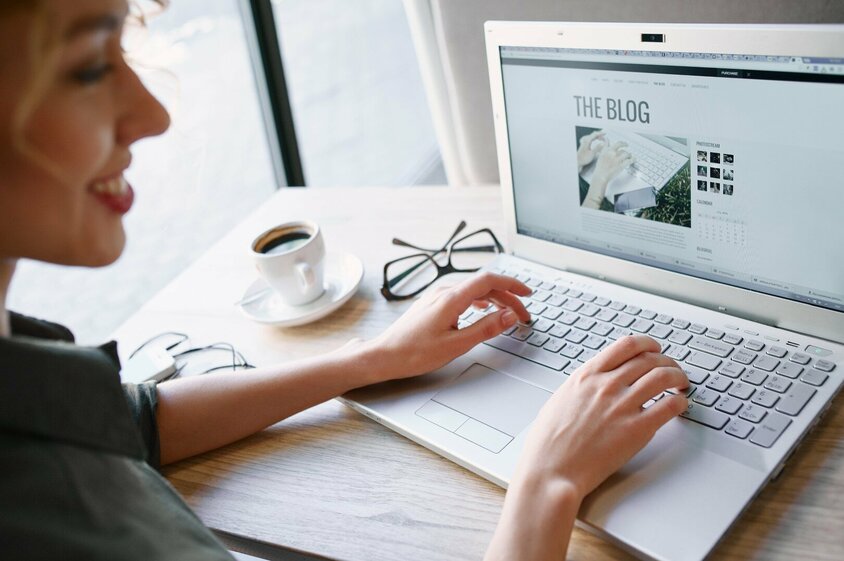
[{"x1": 115, "y1": 61, "x2": 171, "y2": 147}]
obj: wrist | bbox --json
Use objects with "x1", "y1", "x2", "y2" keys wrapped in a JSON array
[{"x1": 333, "y1": 336, "x2": 393, "y2": 388}]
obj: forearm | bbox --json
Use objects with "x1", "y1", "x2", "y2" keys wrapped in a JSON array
[
  {"x1": 155, "y1": 340, "x2": 382, "y2": 465},
  {"x1": 583, "y1": 177, "x2": 608, "y2": 210},
  {"x1": 485, "y1": 474, "x2": 581, "y2": 561}
]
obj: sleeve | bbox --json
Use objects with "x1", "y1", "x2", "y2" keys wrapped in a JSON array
[{"x1": 121, "y1": 381, "x2": 162, "y2": 470}]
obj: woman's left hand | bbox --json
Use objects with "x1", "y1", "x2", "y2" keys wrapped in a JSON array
[{"x1": 364, "y1": 272, "x2": 532, "y2": 383}]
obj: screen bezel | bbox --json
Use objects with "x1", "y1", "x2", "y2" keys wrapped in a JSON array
[{"x1": 485, "y1": 22, "x2": 844, "y2": 343}]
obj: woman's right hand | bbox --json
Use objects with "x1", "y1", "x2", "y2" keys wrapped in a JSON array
[{"x1": 514, "y1": 334, "x2": 688, "y2": 501}]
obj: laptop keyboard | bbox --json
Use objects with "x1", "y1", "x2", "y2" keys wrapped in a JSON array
[{"x1": 458, "y1": 269, "x2": 838, "y2": 449}]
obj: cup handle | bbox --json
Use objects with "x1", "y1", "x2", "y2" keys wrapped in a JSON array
[{"x1": 295, "y1": 262, "x2": 316, "y2": 293}]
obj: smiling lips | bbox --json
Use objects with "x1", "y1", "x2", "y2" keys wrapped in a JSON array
[{"x1": 90, "y1": 174, "x2": 134, "y2": 214}]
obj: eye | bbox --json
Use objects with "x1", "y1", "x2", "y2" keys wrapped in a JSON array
[{"x1": 72, "y1": 63, "x2": 114, "y2": 84}]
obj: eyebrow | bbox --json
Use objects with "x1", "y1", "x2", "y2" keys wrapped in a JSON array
[{"x1": 65, "y1": 12, "x2": 124, "y2": 40}]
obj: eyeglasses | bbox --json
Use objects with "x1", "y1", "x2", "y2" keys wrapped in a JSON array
[{"x1": 381, "y1": 221, "x2": 504, "y2": 301}]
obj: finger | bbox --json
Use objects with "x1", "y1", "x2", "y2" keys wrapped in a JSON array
[
  {"x1": 613, "y1": 352, "x2": 679, "y2": 385},
  {"x1": 612, "y1": 141, "x2": 629, "y2": 150},
  {"x1": 472, "y1": 299, "x2": 492, "y2": 310},
  {"x1": 587, "y1": 335, "x2": 661, "y2": 373},
  {"x1": 640, "y1": 392, "x2": 688, "y2": 435},
  {"x1": 484, "y1": 289, "x2": 531, "y2": 322},
  {"x1": 447, "y1": 272, "x2": 532, "y2": 314},
  {"x1": 626, "y1": 366, "x2": 688, "y2": 407},
  {"x1": 452, "y1": 308, "x2": 518, "y2": 353}
]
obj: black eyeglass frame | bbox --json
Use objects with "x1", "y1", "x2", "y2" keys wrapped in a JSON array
[{"x1": 381, "y1": 221, "x2": 504, "y2": 301}]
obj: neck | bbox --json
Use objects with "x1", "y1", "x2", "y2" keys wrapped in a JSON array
[{"x1": 0, "y1": 259, "x2": 16, "y2": 337}]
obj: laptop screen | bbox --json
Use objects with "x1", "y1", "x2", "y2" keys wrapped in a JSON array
[{"x1": 500, "y1": 46, "x2": 844, "y2": 314}]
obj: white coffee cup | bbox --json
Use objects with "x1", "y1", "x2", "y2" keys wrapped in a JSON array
[{"x1": 251, "y1": 221, "x2": 325, "y2": 306}]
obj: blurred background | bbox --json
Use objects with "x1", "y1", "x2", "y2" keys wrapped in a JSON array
[{"x1": 8, "y1": 0, "x2": 442, "y2": 344}]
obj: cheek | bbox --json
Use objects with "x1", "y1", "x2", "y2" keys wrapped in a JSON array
[{"x1": 26, "y1": 93, "x2": 114, "y2": 183}]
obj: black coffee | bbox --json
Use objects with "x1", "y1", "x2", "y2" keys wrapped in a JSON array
[{"x1": 260, "y1": 232, "x2": 311, "y2": 255}]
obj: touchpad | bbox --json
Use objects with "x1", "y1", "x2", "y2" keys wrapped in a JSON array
[{"x1": 416, "y1": 364, "x2": 551, "y2": 453}]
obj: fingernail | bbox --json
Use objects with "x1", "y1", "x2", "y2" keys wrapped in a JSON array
[{"x1": 502, "y1": 310, "x2": 517, "y2": 326}]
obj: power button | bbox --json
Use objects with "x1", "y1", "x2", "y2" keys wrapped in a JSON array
[{"x1": 805, "y1": 345, "x2": 832, "y2": 357}]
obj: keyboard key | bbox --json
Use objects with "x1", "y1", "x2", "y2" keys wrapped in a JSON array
[
  {"x1": 687, "y1": 351, "x2": 722, "y2": 371},
  {"x1": 596, "y1": 309, "x2": 617, "y2": 322},
  {"x1": 745, "y1": 340, "x2": 765, "y2": 352},
  {"x1": 668, "y1": 330, "x2": 692, "y2": 346},
  {"x1": 484, "y1": 336, "x2": 570, "y2": 371},
  {"x1": 732, "y1": 349, "x2": 757, "y2": 365},
  {"x1": 582, "y1": 335, "x2": 604, "y2": 350},
  {"x1": 531, "y1": 290, "x2": 551, "y2": 302},
  {"x1": 689, "y1": 336, "x2": 733, "y2": 358},
  {"x1": 815, "y1": 359, "x2": 836, "y2": 373},
  {"x1": 624, "y1": 305, "x2": 642, "y2": 315},
  {"x1": 715, "y1": 395, "x2": 743, "y2": 415},
  {"x1": 525, "y1": 277, "x2": 541, "y2": 287},
  {"x1": 594, "y1": 296, "x2": 611, "y2": 307},
  {"x1": 649, "y1": 325, "x2": 672, "y2": 339},
  {"x1": 718, "y1": 362, "x2": 745, "y2": 378},
  {"x1": 763, "y1": 376, "x2": 791, "y2": 394},
  {"x1": 550, "y1": 324, "x2": 570, "y2": 339},
  {"x1": 738, "y1": 403, "x2": 767, "y2": 423},
  {"x1": 705, "y1": 375, "x2": 732, "y2": 392},
  {"x1": 689, "y1": 323, "x2": 707, "y2": 334},
  {"x1": 728, "y1": 382, "x2": 755, "y2": 400},
  {"x1": 609, "y1": 300, "x2": 627, "y2": 311},
  {"x1": 753, "y1": 356, "x2": 779, "y2": 372},
  {"x1": 640, "y1": 309, "x2": 657, "y2": 320},
  {"x1": 531, "y1": 318, "x2": 553, "y2": 333},
  {"x1": 563, "y1": 299, "x2": 583, "y2": 312},
  {"x1": 705, "y1": 328, "x2": 725, "y2": 340},
  {"x1": 526, "y1": 301, "x2": 547, "y2": 315},
  {"x1": 580, "y1": 303, "x2": 600, "y2": 317},
  {"x1": 510, "y1": 326, "x2": 532, "y2": 341},
  {"x1": 575, "y1": 317, "x2": 596, "y2": 331},
  {"x1": 681, "y1": 402, "x2": 730, "y2": 430},
  {"x1": 726, "y1": 418, "x2": 754, "y2": 439},
  {"x1": 567, "y1": 289, "x2": 582, "y2": 298},
  {"x1": 682, "y1": 365, "x2": 710, "y2": 385},
  {"x1": 613, "y1": 314, "x2": 635, "y2": 328},
  {"x1": 543, "y1": 338, "x2": 564, "y2": 353},
  {"x1": 579, "y1": 292, "x2": 597, "y2": 302},
  {"x1": 540, "y1": 281, "x2": 555, "y2": 291},
  {"x1": 766, "y1": 346, "x2": 788, "y2": 358},
  {"x1": 559, "y1": 312, "x2": 579, "y2": 325},
  {"x1": 560, "y1": 343, "x2": 583, "y2": 359},
  {"x1": 655, "y1": 313, "x2": 673, "y2": 324},
  {"x1": 565, "y1": 329, "x2": 588, "y2": 344},
  {"x1": 692, "y1": 388, "x2": 720, "y2": 407},
  {"x1": 541, "y1": 307, "x2": 563, "y2": 321},
  {"x1": 789, "y1": 352, "x2": 812, "y2": 365},
  {"x1": 564, "y1": 362, "x2": 579, "y2": 375},
  {"x1": 609, "y1": 327, "x2": 632, "y2": 340},
  {"x1": 502, "y1": 325, "x2": 518, "y2": 336},
  {"x1": 740, "y1": 368, "x2": 768, "y2": 386},
  {"x1": 749, "y1": 413, "x2": 791, "y2": 448},
  {"x1": 671, "y1": 318, "x2": 690, "y2": 330},
  {"x1": 578, "y1": 349, "x2": 598, "y2": 363},
  {"x1": 800, "y1": 369, "x2": 828, "y2": 387},
  {"x1": 775, "y1": 384, "x2": 816, "y2": 416},
  {"x1": 665, "y1": 346, "x2": 690, "y2": 361},
  {"x1": 630, "y1": 319, "x2": 654, "y2": 333},
  {"x1": 527, "y1": 333, "x2": 549, "y2": 347},
  {"x1": 775, "y1": 362, "x2": 803, "y2": 379},
  {"x1": 723, "y1": 334, "x2": 743, "y2": 346},
  {"x1": 591, "y1": 322, "x2": 613, "y2": 337},
  {"x1": 547, "y1": 294, "x2": 566, "y2": 307},
  {"x1": 751, "y1": 390, "x2": 780, "y2": 409}
]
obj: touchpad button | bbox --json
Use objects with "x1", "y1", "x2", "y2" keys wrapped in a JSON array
[{"x1": 418, "y1": 363, "x2": 551, "y2": 452}]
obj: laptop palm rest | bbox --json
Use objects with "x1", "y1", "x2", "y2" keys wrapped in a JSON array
[{"x1": 416, "y1": 363, "x2": 550, "y2": 453}]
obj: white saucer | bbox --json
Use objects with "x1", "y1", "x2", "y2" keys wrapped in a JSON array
[{"x1": 238, "y1": 252, "x2": 364, "y2": 327}]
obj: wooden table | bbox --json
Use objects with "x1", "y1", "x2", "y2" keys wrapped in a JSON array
[{"x1": 113, "y1": 186, "x2": 844, "y2": 561}]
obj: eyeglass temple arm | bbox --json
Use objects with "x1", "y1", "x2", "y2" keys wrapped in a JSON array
[{"x1": 392, "y1": 220, "x2": 467, "y2": 253}]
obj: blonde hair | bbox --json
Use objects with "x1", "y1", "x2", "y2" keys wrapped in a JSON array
[{"x1": 2, "y1": 0, "x2": 167, "y2": 177}]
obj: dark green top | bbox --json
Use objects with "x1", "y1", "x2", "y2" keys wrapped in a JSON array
[{"x1": 0, "y1": 313, "x2": 234, "y2": 560}]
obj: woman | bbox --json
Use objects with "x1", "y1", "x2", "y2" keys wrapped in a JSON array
[{"x1": 0, "y1": 1, "x2": 689, "y2": 559}]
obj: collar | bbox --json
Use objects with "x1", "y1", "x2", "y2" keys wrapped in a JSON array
[{"x1": 0, "y1": 313, "x2": 144, "y2": 459}]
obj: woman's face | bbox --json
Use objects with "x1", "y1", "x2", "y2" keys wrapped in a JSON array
[{"x1": 0, "y1": 0, "x2": 169, "y2": 267}]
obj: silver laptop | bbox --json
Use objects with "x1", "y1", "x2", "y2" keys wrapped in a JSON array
[{"x1": 341, "y1": 23, "x2": 844, "y2": 561}]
